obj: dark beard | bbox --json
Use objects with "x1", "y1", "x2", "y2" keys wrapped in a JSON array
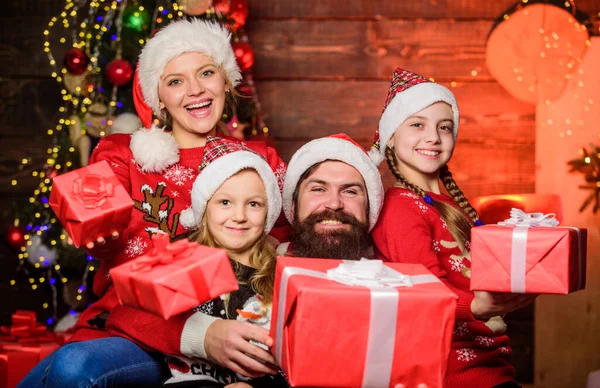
[{"x1": 290, "y1": 209, "x2": 371, "y2": 261}]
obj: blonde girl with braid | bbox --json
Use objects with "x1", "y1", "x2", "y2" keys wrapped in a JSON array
[{"x1": 369, "y1": 68, "x2": 536, "y2": 388}]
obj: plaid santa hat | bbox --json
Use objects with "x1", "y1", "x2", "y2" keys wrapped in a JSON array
[
  {"x1": 369, "y1": 67, "x2": 460, "y2": 166},
  {"x1": 282, "y1": 133, "x2": 384, "y2": 231},
  {"x1": 180, "y1": 137, "x2": 283, "y2": 233},
  {"x1": 130, "y1": 19, "x2": 242, "y2": 173}
]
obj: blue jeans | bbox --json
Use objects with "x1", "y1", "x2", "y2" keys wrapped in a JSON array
[{"x1": 18, "y1": 337, "x2": 167, "y2": 388}]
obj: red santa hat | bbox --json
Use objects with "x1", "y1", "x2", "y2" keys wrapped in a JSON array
[
  {"x1": 130, "y1": 19, "x2": 242, "y2": 174},
  {"x1": 369, "y1": 67, "x2": 460, "y2": 166},
  {"x1": 180, "y1": 137, "x2": 283, "y2": 233},
  {"x1": 282, "y1": 133, "x2": 384, "y2": 231}
]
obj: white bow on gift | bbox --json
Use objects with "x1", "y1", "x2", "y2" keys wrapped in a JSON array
[
  {"x1": 326, "y1": 259, "x2": 415, "y2": 287},
  {"x1": 497, "y1": 208, "x2": 560, "y2": 228}
]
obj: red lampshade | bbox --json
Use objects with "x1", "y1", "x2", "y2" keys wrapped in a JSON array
[{"x1": 471, "y1": 194, "x2": 563, "y2": 225}]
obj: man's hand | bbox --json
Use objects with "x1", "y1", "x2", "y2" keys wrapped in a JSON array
[
  {"x1": 204, "y1": 320, "x2": 279, "y2": 378},
  {"x1": 471, "y1": 291, "x2": 538, "y2": 320}
]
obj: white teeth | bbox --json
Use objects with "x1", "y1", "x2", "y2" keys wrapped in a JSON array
[
  {"x1": 320, "y1": 220, "x2": 342, "y2": 225},
  {"x1": 418, "y1": 150, "x2": 440, "y2": 156},
  {"x1": 186, "y1": 101, "x2": 211, "y2": 109}
]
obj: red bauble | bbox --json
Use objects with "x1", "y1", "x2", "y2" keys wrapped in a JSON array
[
  {"x1": 232, "y1": 42, "x2": 254, "y2": 72},
  {"x1": 105, "y1": 59, "x2": 134, "y2": 86},
  {"x1": 6, "y1": 225, "x2": 26, "y2": 250},
  {"x1": 214, "y1": 0, "x2": 248, "y2": 30},
  {"x1": 64, "y1": 48, "x2": 90, "y2": 75}
]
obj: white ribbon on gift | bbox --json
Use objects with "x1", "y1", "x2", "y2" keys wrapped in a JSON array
[
  {"x1": 275, "y1": 259, "x2": 440, "y2": 388},
  {"x1": 497, "y1": 208, "x2": 560, "y2": 228}
]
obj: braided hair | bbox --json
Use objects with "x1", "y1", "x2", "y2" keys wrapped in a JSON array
[{"x1": 385, "y1": 146, "x2": 481, "y2": 251}]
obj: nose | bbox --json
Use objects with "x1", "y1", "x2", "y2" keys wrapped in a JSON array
[
  {"x1": 232, "y1": 204, "x2": 247, "y2": 223},
  {"x1": 324, "y1": 191, "x2": 344, "y2": 211},
  {"x1": 424, "y1": 125, "x2": 441, "y2": 144},
  {"x1": 187, "y1": 77, "x2": 205, "y2": 96}
]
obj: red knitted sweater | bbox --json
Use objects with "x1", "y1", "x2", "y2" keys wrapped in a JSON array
[
  {"x1": 371, "y1": 187, "x2": 515, "y2": 388},
  {"x1": 69, "y1": 133, "x2": 287, "y2": 343}
]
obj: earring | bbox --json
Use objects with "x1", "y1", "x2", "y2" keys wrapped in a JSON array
[{"x1": 225, "y1": 88, "x2": 230, "y2": 93}]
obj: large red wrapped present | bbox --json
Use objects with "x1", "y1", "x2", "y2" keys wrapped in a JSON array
[
  {"x1": 470, "y1": 209, "x2": 587, "y2": 294},
  {"x1": 110, "y1": 234, "x2": 239, "y2": 319},
  {"x1": 0, "y1": 311, "x2": 66, "y2": 388},
  {"x1": 270, "y1": 257, "x2": 457, "y2": 388},
  {"x1": 49, "y1": 160, "x2": 133, "y2": 247}
]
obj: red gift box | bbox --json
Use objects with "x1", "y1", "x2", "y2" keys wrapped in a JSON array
[
  {"x1": 110, "y1": 234, "x2": 239, "y2": 319},
  {"x1": 270, "y1": 257, "x2": 457, "y2": 388},
  {"x1": 0, "y1": 311, "x2": 65, "y2": 388},
  {"x1": 49, "y1": 160, "x2": 133, "y2": 247},
  {"x1": 470, "y1": 224, "x2": 587, "y2": 294}
]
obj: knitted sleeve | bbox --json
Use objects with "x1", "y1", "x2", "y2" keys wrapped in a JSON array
[
  {"x1": 371, "y1": 192, "x2": 476, "y2": 322},
  {"x1": 82, "y1": 134, "x2": 133, "y2": 259},
  {"x1": 106, "y1": 304, "x2": 221, "y2": 359}
]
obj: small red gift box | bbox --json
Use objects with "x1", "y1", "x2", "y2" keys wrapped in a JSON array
[
  {"x1": 49, "y1": 160, "x2": 133, "y2": 247},
  {"x1": 270, "y1": 257, "x2": 457, "y2": 388},
  {"x1": 0, "y1": 311, "x2": 65, "y2": 388},
  {"x1": 470, "y1": 223, "x2": 587, "y2": 294},
  {"x1": 110, "y1": 234, "x2": 239, "y2": 319}
]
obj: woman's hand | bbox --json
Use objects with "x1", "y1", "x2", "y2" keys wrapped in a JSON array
[
  {"x1": 84, "y1": 231, "x2": 120, "y2": 250},
  {"x1": 471, "y1": 291, "x2": 538, "y2": 320},
  {"x1": 204, "y1": 320, "x2": 279, "y2": 378}
]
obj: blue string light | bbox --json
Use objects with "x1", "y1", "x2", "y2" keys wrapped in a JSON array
[
  {"x1": 49, "y1": 278, "x2": 57, "y2": 285},
  {"x1": 423, "y1": 195, "x2": 433, "y2": 205},
  {"x1": 474, "y1": 220, "x2": 483, "y2": 226},
  {"x1": 46, "y1": 318, "x2": 54, "y2": 325}
]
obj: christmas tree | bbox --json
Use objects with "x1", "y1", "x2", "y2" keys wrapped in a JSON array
[{"x1": 6, "y1": 0, "x2": 266, "y2": 326}]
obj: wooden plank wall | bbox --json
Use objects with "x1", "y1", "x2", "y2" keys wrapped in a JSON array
[{"x1": 1, "y1": 0, "x2": 599, "y2": 384}]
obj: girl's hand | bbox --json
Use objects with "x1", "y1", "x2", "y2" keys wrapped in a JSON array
[
  {"x1": 471, "y1": 291, "x2": 538, "y2": 320},
  {"x1": 225, "y1": 384, "x2": 253, "y2": 388},
  {"x1": 85, "y1": 231, "x2": 120, "y2": 250},
  {"x1": 204, "y1": 320, "x2": 279, "y2": 378}
]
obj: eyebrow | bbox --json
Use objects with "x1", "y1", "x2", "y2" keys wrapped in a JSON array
[
  {"x1": 408, "y1": 115, "x2": 454, "y2": 124},
  {"x1": 306, "y1": 179, "x2": 365, "y2": 190},
  {"x1": 162, "y1": 64, "x2": 215, "y2": 80}
]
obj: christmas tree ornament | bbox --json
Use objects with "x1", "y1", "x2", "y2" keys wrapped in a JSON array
[
  {"x1": 232, "y1": 41, "x2": 254, "y2": 72},
  {"x1": 68, "y1": 115, "x2": 92, "y2": 167},
  {"x1": 84, "y1": 100, "x2": 110, "y2": 138},
  {"x1": 5, "y1": 225, "x2": 27, "y2": 250},
  {"x1": 180, "y1": 0, "x2": 213, "y2": 16},
  {"x1": 106, "y1": 58, "x2": 134, "y2": 86},
  {"x1": 26, "y1": 235, "x2": 58, "y2": 266},
  {"x1": 63, "y1": 72, "x2": 88, "y2": 95},
  {"x1": 486, "y1": 1, "x2": 591, "y2": 104},
  {"x1": 64, "y1": 48, "x2": 90, "y2": 75},
  {"x1": 110, "y1": 112, "x2": 142, "y2": 134},
  {"x1": 123, "y1": 4, "x2": 150, "y2": 32},
  {"x1": 214, "y1": 0, "x2": 248, "y2": 30}
]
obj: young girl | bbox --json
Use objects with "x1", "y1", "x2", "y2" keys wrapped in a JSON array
[
  {"x1": 20, "y1": 19, "x2": 286, "y2": 388},
  {"x1": 369, "y1": 68, "x2": 536, "y2": 388},
  {"x1": 157, "y1": 137, "x2": 288, "y2": 387}
]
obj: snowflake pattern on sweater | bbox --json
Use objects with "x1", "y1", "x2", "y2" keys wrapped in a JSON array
[{"x1": 372, "y1": 187, "x2": 515, "y2": 388}]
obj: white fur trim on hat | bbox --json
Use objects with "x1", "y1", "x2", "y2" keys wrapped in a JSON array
[
  {"x1": 181, "y1": 151, "x2": 282, "y2": 233},
  {"x1": 282, "y1": 137, "x2": 384, "y2": 231},
  {"x1": 138, "y1": 19, "x2": 242, "y2": 120},
  {"x1": 130, "y1": 123, "x2": 179, "y2": 173},
  {"x1": 376, "y1": 82, "x2": 459, "y2": 165}
]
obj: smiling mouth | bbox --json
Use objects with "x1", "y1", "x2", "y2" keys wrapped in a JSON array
[
  {"x1": 416, "y1": 149, "x2": 440, "y2": 156},
  {"x1": 185, "y1": 100, "x2": 212, "y2": 111},
  {"x1": 319, "y1": 220, "x2": 343, "y2": 225}
]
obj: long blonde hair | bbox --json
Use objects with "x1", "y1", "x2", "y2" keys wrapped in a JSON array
[
  {"x1": 385, "y1": 146, "x2": 481, "y2": 251},
  {"x1": 189, "y1": 213, "x2": 277, "y2": 306}
]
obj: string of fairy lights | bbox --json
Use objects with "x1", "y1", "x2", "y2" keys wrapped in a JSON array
[{"x1": 8, "y1": 0, "x2": 265, "y2": 325}]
